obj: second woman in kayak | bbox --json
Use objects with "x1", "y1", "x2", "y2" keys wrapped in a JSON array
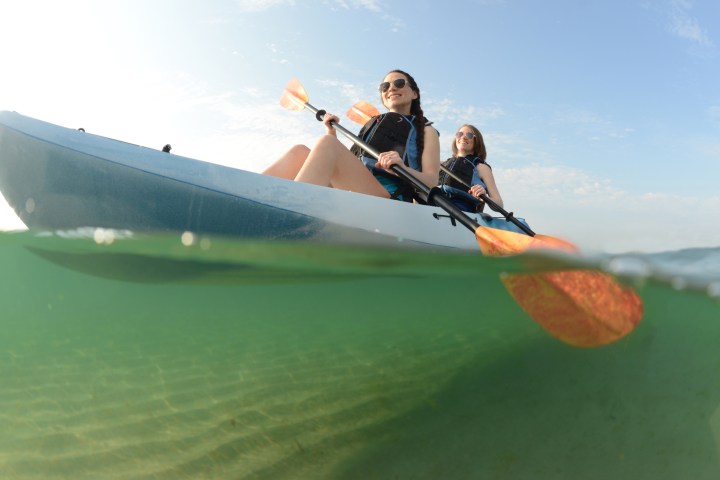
[{"x1": 439, "y1": 124, "x2": 504, "y2": 211}]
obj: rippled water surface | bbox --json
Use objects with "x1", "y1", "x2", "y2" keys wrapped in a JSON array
[{"x1": 1, "y1": 230, "x2": 719, "y2": 479}]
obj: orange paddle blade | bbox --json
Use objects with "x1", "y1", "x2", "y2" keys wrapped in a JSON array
[
  {"x1": 347, "y1": 101, "x2": 380, "y2": 125},
  {"x1": 279, "y1": 77, "x2": 309, "y2": 111},
  {"x1": 501, "y1": 270, "x2": 643, "y2": 347},
  {"x1": 474, "y1": 225, "x2": 578, "y2": 257}
]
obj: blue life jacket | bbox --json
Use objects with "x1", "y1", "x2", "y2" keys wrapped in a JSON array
[
  {"x1": 439, "y1": 155, "x2": 492, "y2": 212},
  {"x1": 439, "y1": 155, "x2": 490, "y2": 190},
  {"x1": 350, "y1": 112, "x2": 423, "y2": 171},
  {"x1": 350, "y1": 112, "x2": 431, "y2": 202}
]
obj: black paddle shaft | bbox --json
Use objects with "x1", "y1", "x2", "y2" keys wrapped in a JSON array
[
  {"x1": 439, "y1": 166, "x2": 534, "y2": 236},
  {"x1": 307, "y1": 104, "x2": 535, "y2": 237}
]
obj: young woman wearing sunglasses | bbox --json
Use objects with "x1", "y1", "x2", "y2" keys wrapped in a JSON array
[
  {"x1": 438, "y1": 124, "x2": 504, "y2": 211},
  {"x1": 263, "y1": 70, "x2": 439, "y2": 202}
]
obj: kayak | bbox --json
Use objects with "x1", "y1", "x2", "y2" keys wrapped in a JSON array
[
  {"x1": 0, "y1": 110, "x2": 528, "y2": 249},
  {"x1": 0, "y1": 110, "x2": 646, "y2": 350}
]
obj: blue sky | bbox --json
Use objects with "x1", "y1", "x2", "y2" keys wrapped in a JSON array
[{"x1": 1, "y1": 0, "x2": 718, "y2": 253}]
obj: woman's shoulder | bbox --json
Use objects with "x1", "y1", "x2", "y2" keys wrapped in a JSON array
[
  {"x1": 475, "y1": 161, "x2": 493, "y2": 173},
  {"x1": 424, "y1": 124, "x2": 440, "y2": 140},
  {"x1": 423, "y1": 120, "x2": 439, "y2": 136}
]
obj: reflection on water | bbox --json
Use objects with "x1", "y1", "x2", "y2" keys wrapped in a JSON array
[{"x1": 1, "y1": 231, "x2": 719, "y2": 479}]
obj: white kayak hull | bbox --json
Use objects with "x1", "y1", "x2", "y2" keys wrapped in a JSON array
[{"x1": 0, "y1": 111, "x2": 528, "y2": 250}]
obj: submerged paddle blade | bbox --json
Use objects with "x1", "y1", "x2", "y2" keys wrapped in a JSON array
[
  {"x1": 476, "y1": 225, "x2": 643, "y2": 346},
  {"x1": 279, "y1": 77, "x2": 309, "y2": 111},
  {"x1": 347, "y1": 101, "x2": 381, "y2": 125},
  {"x1": 474, "y1": 225, "x2": 578, "y2": 257},
  {"x1": 501, "y1": 270, "x2": 644, "y2": 347}
]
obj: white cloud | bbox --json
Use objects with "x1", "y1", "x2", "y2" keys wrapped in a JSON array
[
  {"x1": 499, "y1": 164, "x2": 623, "y2": 201},
  {"x1": 316, "y1": 79, "x2": 369, "y2": 107},
  {"x1": 425, "y1": 98, "x2": 505, "y2": 125},
  {"x1": 332, "y1": 0, "x2": 381, "y2": 12},
  {"x1": 549, "y1": 106, "x2": 633, "y2": 141},
  {"x1": 668, "y1": 0, "x2": 714, "y2": 48},
  {"x1": 235, "y1": 0, "x2": 296, "y2": 13},
  {"x1": 493, "y1": 163, "x2": 720, "y2": 253},
  {"x1": 328, "y1": 0, "x2": 404, "y2": 31}
]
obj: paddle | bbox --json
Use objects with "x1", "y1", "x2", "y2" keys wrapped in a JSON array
[
  {"x1": 280, "y1": 77, "x2": 643, "y2": 347},
  {"x1": 349, "y1": 102, "x2": 472, "y2": 188},
  {"x1": 283, "y1": 79, "x2": 553, "y2": 255},
  {"x1": 348, "y1": 101, "x2": 534, "y2": 235}
]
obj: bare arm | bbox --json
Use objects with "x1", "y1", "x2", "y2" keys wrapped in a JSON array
[
  {"x1": 416, "y1": 125, "x2": 440, "y2": 187},
  {"x1": 470, "y1": 163, "x2": 504, "y2": 209}
]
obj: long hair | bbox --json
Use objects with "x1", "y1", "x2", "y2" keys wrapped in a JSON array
[
  {"x1": 451, "y1": 124, "x2": 486, "y2": 162},
  {"x1": 381, "y1": 69, "x2": 427, "y2": 163}
]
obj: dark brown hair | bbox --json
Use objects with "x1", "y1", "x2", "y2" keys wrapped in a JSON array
[
  {"x1": 451, "y1": 124, "x2": 486, "y2": 161},
  {"x1": 381, "y1": 69, "x2": 427, "y2": 163}
]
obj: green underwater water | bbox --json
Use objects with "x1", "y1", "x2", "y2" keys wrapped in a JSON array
[{"x1": 1, "y1": 230, "x2": 719, "y2": 479}]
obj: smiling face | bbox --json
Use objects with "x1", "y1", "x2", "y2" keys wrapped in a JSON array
[
  {"x1": 380, "y1": 72, "x2": 417, "y2": 115},
  {"x1": 451, "y1": 124, "x2": 486, "y2": 160},
  {"x1": 455, "y1": 126, "x2": 476, "y2": 156}
]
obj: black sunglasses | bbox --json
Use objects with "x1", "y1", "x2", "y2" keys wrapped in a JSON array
[
  {"x1": 455, "y1": 131, "x2": 476, "y2": 140},
  {"x1": 379, "y1": 78, "x2": 407, "y2": 92}
]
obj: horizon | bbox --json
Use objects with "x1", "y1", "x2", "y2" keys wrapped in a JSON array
[{"x1": 1, "y1": 0, "x2": 719, "y2": 253}]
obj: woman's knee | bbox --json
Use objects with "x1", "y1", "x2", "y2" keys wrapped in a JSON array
[
  {"x1": 288, "y1": 144, "x2": 311, "y2": 157},
  {"x1": 312, "y1": 135, "x2": 342, "y2": 151}
]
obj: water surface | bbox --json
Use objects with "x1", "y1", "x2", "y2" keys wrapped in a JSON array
[{"x1": 1, "y1": 230, "x2": 719, "y2": 479}]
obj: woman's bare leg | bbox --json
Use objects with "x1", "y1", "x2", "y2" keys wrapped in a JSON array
[
  {"x1": 295, "y1": 136, "x2": 390, "y2": 198},
  {"x1": 261, "y1": 145, "x2": 310, "y2": 179}
]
